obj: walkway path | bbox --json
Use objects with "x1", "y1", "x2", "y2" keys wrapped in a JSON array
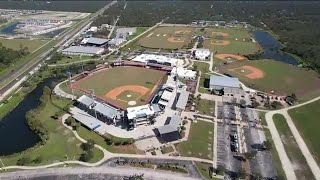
[{"x1": 53, "y1": 80, "x2": 76, "y2": 100}]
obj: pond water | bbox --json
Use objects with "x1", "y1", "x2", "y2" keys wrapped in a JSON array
[
  {"x1": 0, "y1": 22, "x2": 19, "y2": 34},
  {"x1": 252, "y1": 31, "x2": 300, "y2": 65},
  {"x1": 0, "y1": 78, "x2": 56, "y2": 156}
]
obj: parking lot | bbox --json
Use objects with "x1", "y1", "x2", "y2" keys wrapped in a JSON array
[
  {"x1": 241, "y1": 108, "x2": 277, "y2": 179},
  {"x1": 216, "y1": 102, "x2": 242, "y2": 178}
]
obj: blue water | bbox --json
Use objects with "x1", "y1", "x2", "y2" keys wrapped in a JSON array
[
  {"x1": 0, "y1": 22, "x2": 19, "y2": 34},
  {"x1": 252, "y1": 31, "x2": 300, "y2": 65},
  {"x1": 0, "y1": 78, "x2": 57, "y2": 156}
]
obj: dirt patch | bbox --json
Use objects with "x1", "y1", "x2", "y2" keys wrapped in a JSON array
[
  {"x1": 167, "y1": 37, "x2": 186, "y2": 43},
  {"x1": 211, "y1": 40, "x2": 230, "y2": 45},
  {"x1": 215, "y1": 54, "x2": 246, "y2": 61},
  {"x1": 106, "y1": 85, "x2": 149, "y2": 100},
  {"x1": 230, "y1": 65, "x2": 265, "y2": 79},
  {"x1": 174, "y1": 30, "x2": 191, "y2": 34},
  {"x1": 212, "y1": 31, "x2": 229, "y2": 37}
]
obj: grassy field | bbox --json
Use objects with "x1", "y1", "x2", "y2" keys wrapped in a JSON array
[
  {"x1": 195, "y1": 162, "x2": 220, "y2": 180},
  {"x1": 76, "y1": 126, "x2": 138, "y2": 154},
  {"x1": 288, "y1": 100, "x2": 320, "y2": 166},
  {"x1": 74, "y1": 66, "x2": 166, "y2": 108},
  {"x1": 138, "y1": 26, "x2": 196, "y2": 49},
  {"x1": 0, "y1": 90, "x2": 25, "y2": 121},
  {"x1": 204, "y1": 27, "x2": 259, "y2": 55},
  {"x1": 54, "y1": 55, "x2": 97, "y2": 64},
  {"x1": 176, "y1": 121, "x2": 214, "y2": 160},
  {"x1": 219, "y1": 59, "x2": 320, "y2": 100},
  {"x1": 273, "y1": 114, "x2": 315, "y2": 180},
  {"x1": 192, "y1": 61, "x2": 214, "y2": 94},
  {"x1": 0, "y1": 96, "x2": 103, "y2": 166},
  {"x1": 0, "y1": 38, "x2": 49, "y2": 53},
  {"x1": 263, "y1": 128, "x2": 287, "y2": 180},
  {"x1": 161, "y1": 146, "x2": 174, "y2": 154},
  {"x1": 127, "y1": 27, "x2": 148, "y2": 41},
  {"x1": 195, "y1": 98, "x2": 215, "y2": 116}
]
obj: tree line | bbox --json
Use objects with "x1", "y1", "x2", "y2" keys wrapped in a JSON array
[{"x1": 0, "y1": 43, "x2": 29, "y2": 70}]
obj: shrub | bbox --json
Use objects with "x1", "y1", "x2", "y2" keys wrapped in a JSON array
[
  {"x1": 17, "y1": 157, "x2": 31, "y2": 166},
  {"x1": 79, "y1": 151, "x2": 93, "y2": 162}
]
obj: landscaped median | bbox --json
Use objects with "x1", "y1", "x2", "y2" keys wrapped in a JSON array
[
  {"x1": 175, "y1": 121, "x2": 214, "y2": 160},
  {"x1": 288, "y1": 100, "x2": 320, "y2": 166},
  {"x1": 273, "y1": 113, "x2": 315, "y2": 180}
]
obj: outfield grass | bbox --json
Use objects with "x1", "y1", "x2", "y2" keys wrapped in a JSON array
[
  {"x1": 0, "y1": 38, "x2": 49, "y2": 52},
  {"x1": 138, "y1": 26, "x2": 195, "y2": 49},
  {"x1": 176, "y1": 121, "x2": 214, "y2": 160},
  {"x1": 204, "y1": 27, "x2": 259, "y2": 55},
  {"x1": 219, "y1": 59, "x2": 320, "y2": 100},
  {"x1": 76, "y1": 126, "x2": 138, "y2": 154},
  {"x1": 0, "y1": 96, "x2": 103, "y2": 166},
  {"x1": 288, "y1": 100, "x2": 320, "y2": 166},
  {"x1": 75, "y1": 66, "x2": 165, "y2": 107},
  {"x1": 273, "y1": 114, "x2": 315, "y2": 180},
  {"x1": 195, "y1": 99, "x2": 215, "y2": 116},
  {"x1": 263, "y1": 128, "x2": 287, "y2": 180}
]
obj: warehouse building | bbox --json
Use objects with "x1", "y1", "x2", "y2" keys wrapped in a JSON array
[
  {"x1": 209, "y1": 75, "x2": 241, "y2": 94},
  {"x1": 175, "y1": 90, "x2": 190, "y2": 111},
  {"x1": 156, "y1": 115, "x2": 182, "y2": 142},
  {"x1": 81, "y1": 37, "x2": 108, "y2": 47},
  {"x1": 127, "y1": 104, "x2": 159, "y2": 128},
  {"x1": 62, "y1": 46, "x2": 104, "y2": 56}
]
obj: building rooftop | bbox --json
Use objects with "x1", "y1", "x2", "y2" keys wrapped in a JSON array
[
  {"x1": 62, "y1": 46, "x2": 104, "y2": 54},
  {"x1": 176, "y1": 90, "x2": 189, "y2": 110},
  {"x1": 93, "y1": 101, "x2": 120, "y2": 119},
  {"x1": 171, "y1": 67, "x2": 196, "y2": 78},
  {"x1": 78, "y1": 95, "x2": 94, "y2": 107},
  {"x1": 108, "y1": 38, "x2": 125, "y2": 45},
  {"x1": 161, "y1": 90, "x2": 173, "y2": 101},
  {"x1": 84, "y1": 37, "x2": 108, "y2": 45},
  {"x1": 132, "y1": 54, "x2": 179, "y2": 66},
  {"x1": 158, "y1": 115, "x2": 182, "y2": 135},
  {"x1": 127, "y1": 104, "x2": 155, "y2": 120},
  {"x1": 209, "y1": 75, "x2": 240, "y2": 88}
]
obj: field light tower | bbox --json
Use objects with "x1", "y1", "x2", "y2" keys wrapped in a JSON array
[
  {"x1": 89, "y1": 89, "x2": 98, "y2": 119},
  {"x1": 67, "y1": 71, "x2": 75, "y2": 100}
]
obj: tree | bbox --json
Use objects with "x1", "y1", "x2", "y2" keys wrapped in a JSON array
[
  {"x1": 271, "y1": 101, "x2": 283, "y2": 109},
  {"x1": 33, "y1": 156, "x2": 42, "y2": 164},
  {"x1": 79, "y1": 151, "x2": 93, "y2": 162},
  {"x1": 17, "y1": 157, "x2": 31, "y2": 166},
  {"x1": 263, "y1": 140, "x2": 272, "y2": 150},
  {"x1": 81, "y1": 139, "x2": 95, "y2": 151},
  {"x1": 216, "y1": 165, "x2": 225, "y2": 175},
  {"x1": 291, "y1": 93, "x2": 297, "y2": 101},
  {"x1": 244, "y1": 151, "x2": 257, "y2": 160}
]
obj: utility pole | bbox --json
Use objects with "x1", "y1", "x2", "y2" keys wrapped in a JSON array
[
  {"x1": 89, "y1": 89, "x2": 98, "y2": 119},
  {"x1": 67, "y1": 71, "x2": 75, "y2": 100}
]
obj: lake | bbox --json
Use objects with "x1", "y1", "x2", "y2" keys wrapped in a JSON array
[
  {"x1": 0, "y1": 78, "x2": 56, "y2": 156},
  {"x1": 252, "y1": 31, "x2": 300, "y2": 65}
]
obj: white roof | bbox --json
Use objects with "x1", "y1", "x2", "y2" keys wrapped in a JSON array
[
  {"x1": 62, "y1": 46, "x2": 104, "y2": 54},
  {"x1": 171, "y1": 67, "x2": 196, "y2": 78},
  {"x1": 209, "y1": 75, "x2": 240, "y2": 88},
  {"x1": 83, "y1": 37, "x2": 108, "y2": 45},
  {"x1": 195, "y1": 48, "x2": 210, "y2": 59},
  {"x1": 108, "y1": 38, "x2": 125, "y2": 45},
  {"x1": 132, "y1": 54, "x2": 179, "y2": 66},
  {"x1": 161, "y1": 90, "x2": 173, "y2": 101},
  {"x1": 176, "y1": 90, "x2": 189, "y2": 110},
  {"x1": 127, "y1": 104, "x2": 155, "y2": 120}
]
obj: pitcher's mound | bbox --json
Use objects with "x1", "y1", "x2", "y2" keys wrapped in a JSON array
[{"x1": 128, "y1": 101, "x2": 137, "y2": 106}]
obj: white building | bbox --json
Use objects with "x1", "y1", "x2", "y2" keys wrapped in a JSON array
[
  {"x1": 132, "y1": 54, "x2": 182, "y2": 67},
  {"x1": 209, "y1": 75, "x2": 241, "y2": 94},
  {"x1": 87, "y1": 26, "x2": 98, "y2": 32},
  {"x1": 62, "y1": 46, "x2": 104, "y2": 56},
  {"x1": 108, "y1": 38, "x2": 126, "y2": 47},
  {"x1": 127, "y1": 104, "x2": 157, "y2": 127},
  {"x1": 171, "y1": 67, "x2": 197, "y2": 80},
  {"x1": 194, "y1": 48, "x2": 210, "y2": 60}
]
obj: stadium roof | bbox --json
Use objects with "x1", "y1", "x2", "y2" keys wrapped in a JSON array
[
  {"x1": 161, "y1": 90, "x2": 173, "y2": 101},
  {"x1": 209, "y1": 75, "x2": 240, "y2": 88},
  {"x1": 85, "y1": 37, "x2": 108, "y2": 45},
  {"x1": 93, "y1": 101, "x2": 120, "y2": 119},
  {"x1": 176, "y1": 90, "x2": 189, "y2": 110},
  {"x1": 158, "y1": 115, "x2": 182, "y2": 134},
  {"x1": 62, "y1": 46, "x2": 104, "y2": 54},
  {"x1": 127, "y1": 104, "x2": 155, "y2": 120},
  {"x1": 78, "y1": 95, "x2": 94, "y2": 107}
]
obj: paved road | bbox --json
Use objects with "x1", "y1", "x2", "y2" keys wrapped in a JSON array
[
  {"x1": 0, "y1": 166, "x2": 200, "y2": 180},
  {"x1": 0, "y1": 1, "x2": 117, "y2": 101}
]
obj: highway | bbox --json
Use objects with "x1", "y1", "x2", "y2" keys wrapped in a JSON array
[{"x1": 0, "y1": 1, "x2": 117, "y2": 100}]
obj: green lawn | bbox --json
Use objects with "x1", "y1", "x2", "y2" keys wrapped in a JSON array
[
  {"x1": 75, "y1": 66, "x2": 166, "y2": 107},
  {"x1": 127, "y1": 27, "x2": 148, "y2": 41},
  {"x1": 193, "y1": 61, "x2": 210, "y2": 74},
  {"x1": 259, "y1": 112, "x2": 267, "y2": 126},
  {"x1": 161, "y1": 146, "x2": 174, "y2": 154},
  {"x1": 59, "y1": 81, "x2": 83, "y2": 97},
  {"x1": 219, "y1": 59, "x2": 320, "y2": 100},
  {"x1": 54, "y1": 55, "x2": 97, "y2": 64},
  {"x1": 288, "y1": 100, "x2": 320, "y2": 166},
  {"x1": 204, "y1": 27, "x2": 259, "y2": 55},
  {"x1": 195, "y1": 162, "x2": 220, "y2": 180},
  {"x1": 0, "y1": 90, "x2": 25, "y2": 121},
  {"x1": 195, "y1": 99, "x2": 215, "y2": 116},
  {"x1": 0, "y1": 96, "x2": 103, "y2": 166},
  {"x1": 263, "y1": 128, "x2": 287, "y2": 180},
  {"x1": 273, "y1": 114, "x2": 315, "y2": 180},
  {"x1": 0, "y1": 38, "x2": 49, "y2": 53},
  {"x1": 76, "y1": 126, "x2": 138, "y2": 154},
  {"x1": 176, "y1": 121, "x2": 214, "y2": 160}
]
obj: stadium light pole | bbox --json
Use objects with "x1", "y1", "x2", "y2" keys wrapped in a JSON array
[
  {"x1": 89, "y1": 89, "x2": 98, "y2": 119},
  {"x1": 67, "y1": 71, "x2": 75, "y2": 100}
]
